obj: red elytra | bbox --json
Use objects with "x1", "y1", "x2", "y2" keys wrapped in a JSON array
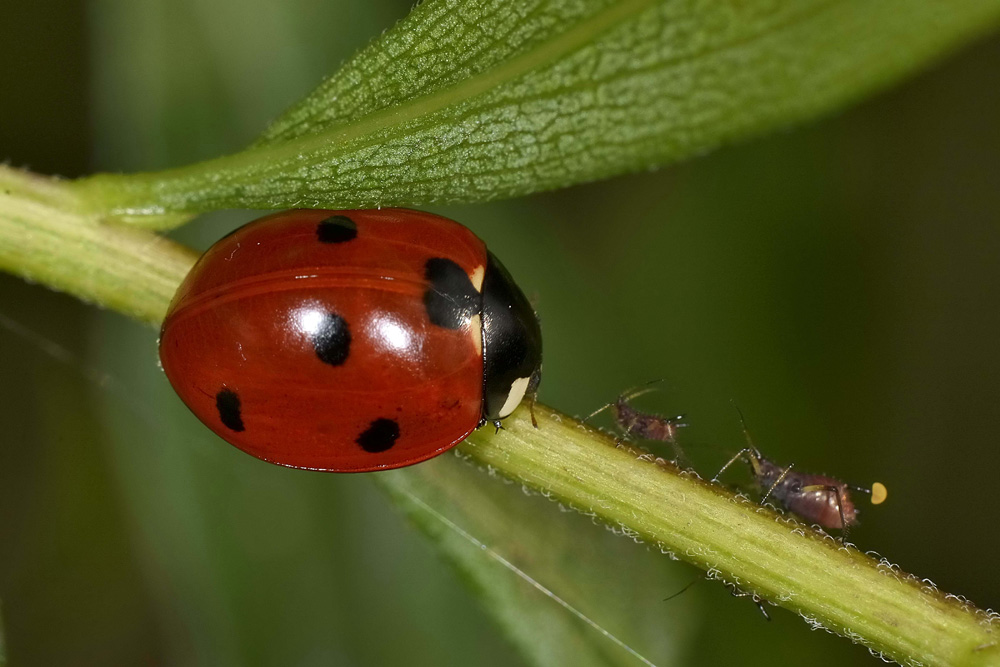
[{"x1": 160, "y1": 209, "x2": 542, "y2": 472}]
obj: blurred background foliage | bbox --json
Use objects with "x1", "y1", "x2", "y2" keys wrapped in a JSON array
[{"x1": 1, "y1": 0, "x2": 999, "y2": 665}]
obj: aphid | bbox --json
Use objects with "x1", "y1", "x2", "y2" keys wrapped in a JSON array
[
  {"x1": 714, "y1": 407, "x2": 887, "y2": 532},
  {"x1": 586, "y1": 382, "x2": 686, "y2": 460}
]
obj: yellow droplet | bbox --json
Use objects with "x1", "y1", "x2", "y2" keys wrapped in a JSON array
[{"x1": 870, "y1": 482, "x2": 887, "y2": 505}]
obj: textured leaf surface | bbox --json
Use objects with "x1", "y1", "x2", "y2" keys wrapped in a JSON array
[{"x1": 74, "y1": 0, "x2": 1000, "y2": 218}]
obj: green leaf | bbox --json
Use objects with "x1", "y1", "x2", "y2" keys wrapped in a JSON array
[
  {"x1": 72, "y1": 0, "x2": 1000, "y2": 221},
  {"x1": 378, "y1": 453, "x2": 698, "y2": 667}
]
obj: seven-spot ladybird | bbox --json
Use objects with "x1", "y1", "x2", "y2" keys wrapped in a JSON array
[{"x1": 159, "y1": 209, "x2": 542, "y2": 472}]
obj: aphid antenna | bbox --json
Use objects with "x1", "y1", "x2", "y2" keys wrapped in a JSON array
[
  {"x1": 619, "y1": 377, "x2": 668, "y2": 401},
  {"x1": 730, "y1": 400, "x2": 764, "y2": 459},
  {"x1": 583, "y1": 378, "x2": 666, "y2": 422},
  {"x1": 710, "y1": 401, "x2": 767, "y2": 484}
]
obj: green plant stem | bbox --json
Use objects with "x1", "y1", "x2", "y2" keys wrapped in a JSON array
[
  {"x1": 0, "y1": 164, "x2": 997, "y2": 666},
  {"x1": 465, "y1": 408, "x2": 1000, "y2": 667},
  {"x1": 0, "y1": 166, "x2": 197, "y2": 324}
]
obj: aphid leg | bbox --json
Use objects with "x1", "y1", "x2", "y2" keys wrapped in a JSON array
[
  {"x1": 761, "y1": 464, "x2": 794, "y2": 506},
  {"x1": 724, "y1": 582, "x2": 771, "y2": 621},
  {"x1": 662, "y1": 577, "x2": 700, "y2": 603},
  {"x1": 711, "y1": 448, "x2": 756, "y2": 483},
  {"x1": 801, "y1": 484, "x2": 850, "y2": 539},
  {"x1": 750, "y1": 596, "x2": 771, "y2": 622},
  {"x1": 583, "y1": 400, "x2": 615, "y2": 423},
  {"x1": 583, "y1": 398, "x2": 642, "y2": 449},
  {"x1": 615, "y1": 417, "x2": 639, "y2": 448},
  {"x1": 665, "y1": 419, "x2": 690, "y2": 468},
  {"x1": 834, "y1": 486, "x2": 849, "y2": 539}
]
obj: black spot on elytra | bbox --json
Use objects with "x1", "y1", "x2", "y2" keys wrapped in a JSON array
[
  {"x1": 316, "y1": 215, "x2": 358, "y2": 243},
  {"x1": 423, "y1": 258, "x2": 480, "y2": 329},
  {"x1": 356, "y1": 418, "x2": 400, "y2": 453},
  {"x1": 312, "y1": 311, "x2": 352, "y2": 365},
  {"x1": 216, "y1": 388, "x2": 245, "y2": 432}
]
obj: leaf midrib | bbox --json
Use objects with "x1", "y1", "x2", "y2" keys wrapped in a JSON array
[{"x1": 155, "y1": 0, "x2": 659, "y2": 181}]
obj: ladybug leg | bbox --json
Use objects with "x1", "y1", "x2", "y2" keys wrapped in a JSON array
[
  {"x1": 526, "y1": 367, "x2": 542, "y2": 429},
  {"x1": 526, "y1": 390, "x2": 539, "y2": 428},
  {"x1": 474, "y1": 417, "x2": 506, "y2": 433}
]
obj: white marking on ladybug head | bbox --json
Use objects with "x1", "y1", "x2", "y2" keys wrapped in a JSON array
[
  {"x1": 498, "y1": 376, "x2": 531, "y2": 418},
  {"x1": 469, "y1": 313, "x2": 482, "y2": 356},
  {"x1": 470, "y1": 265, "x2": 485, "y2": 292}
]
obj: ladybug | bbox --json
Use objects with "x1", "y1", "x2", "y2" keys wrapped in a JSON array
[{"x1": 159, "y1": 209, "x2": 542, "y2": 472}]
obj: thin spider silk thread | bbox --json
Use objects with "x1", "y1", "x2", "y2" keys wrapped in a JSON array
[
  {"x1": 397, "y1": 488, "x2": 657, "y2": 667},
  {"x1": 1, "y1": 311, "x2": 657, "y2": 666}
]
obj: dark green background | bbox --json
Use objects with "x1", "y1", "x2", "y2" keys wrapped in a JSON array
[{"x1": 2, "y1": 1, "x2": 999, "y2": 665}]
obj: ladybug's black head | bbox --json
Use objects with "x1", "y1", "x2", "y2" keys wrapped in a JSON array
[{"x1": 480, "y1": 252, "x2": 542, "y2": 422}]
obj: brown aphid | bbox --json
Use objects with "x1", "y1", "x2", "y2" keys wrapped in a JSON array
[
  {"x1": 586, "y1": 383, "x2": 687, "y2": 460},
  {"x1": 611, "y1": 393, "x2": 685, "y2": 444},
  {"x1": 715, "y1": 408, "x2": 887, "y2": 532}
]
